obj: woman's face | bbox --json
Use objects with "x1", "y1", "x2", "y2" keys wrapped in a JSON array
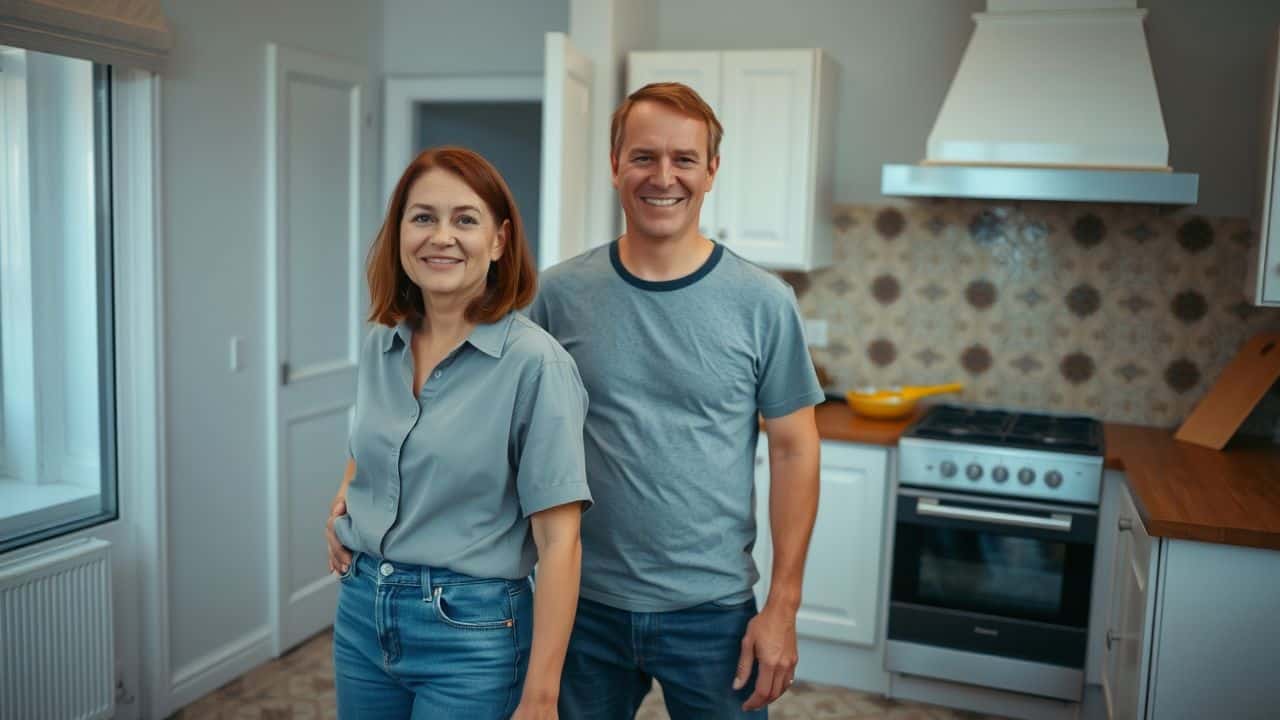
[{"x1": 398, "y1": 168, "x2": 507, "y2": 309}]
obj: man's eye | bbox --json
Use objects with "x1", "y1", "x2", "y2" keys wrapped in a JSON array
[{"x1": 677, "y1": 157, "x2": 697, "y2": 166}]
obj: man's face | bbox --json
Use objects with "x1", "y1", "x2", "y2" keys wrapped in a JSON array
[{"x1": 612, "y1": 101, "x2": 719, "y2": 244}]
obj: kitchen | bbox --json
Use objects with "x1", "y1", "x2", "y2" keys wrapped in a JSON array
[{"x1": 2, "y1": 1, "x2": 1280, "y2": 719}]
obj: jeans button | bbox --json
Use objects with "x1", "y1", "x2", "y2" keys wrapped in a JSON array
[{"x1": 379, "y1": 562, "x2": 394, "y2": 577}]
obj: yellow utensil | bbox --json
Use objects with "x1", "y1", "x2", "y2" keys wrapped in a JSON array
[{"x1": 845, "y1": 383, "x2": 964, "y2": 420}]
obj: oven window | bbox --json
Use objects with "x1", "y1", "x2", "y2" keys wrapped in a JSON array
[{"x1": 917, "y1": 529, "x2": 1065, "y2": 620}]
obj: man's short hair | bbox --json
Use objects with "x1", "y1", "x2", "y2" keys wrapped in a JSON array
[{"x1": 610, "y1": 82, "x2": 724, "y2": 163}]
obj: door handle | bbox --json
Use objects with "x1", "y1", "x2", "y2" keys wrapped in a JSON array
[
  {"x1": 1106, "y1": 629, "x2": 1118, "y2": 650},
  {"x1": 916, "y1": 497, "x2": 1073, "y2": 532},
  {"x1": 1118, "y1": 517, "x2": 1133, "y2": 532}
]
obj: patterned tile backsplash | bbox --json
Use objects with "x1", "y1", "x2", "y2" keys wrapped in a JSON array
[{"x1": 789, "y1": 200, "x2": 1280, "y2": 434}]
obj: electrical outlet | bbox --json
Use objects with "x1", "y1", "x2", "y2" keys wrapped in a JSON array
[{"x1": 805, "y1": 318, "x2": 828, "y2": 348}]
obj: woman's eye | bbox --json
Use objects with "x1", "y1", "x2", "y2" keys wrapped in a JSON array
[
  {"x1": 411, "y1": 213, "x2": 434, "y2": 224},
  {"x1": 457, "y1": 215, "x2": 478, "y2": 226}
]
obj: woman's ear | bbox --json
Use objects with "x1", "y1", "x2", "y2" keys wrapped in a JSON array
[{"x1": 491, "y1": 219, "x2": 510, "y2": 261}]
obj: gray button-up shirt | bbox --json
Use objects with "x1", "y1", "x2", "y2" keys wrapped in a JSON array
[{"x1": 334, "y1": 311, "x2": 591, "y2": 579}]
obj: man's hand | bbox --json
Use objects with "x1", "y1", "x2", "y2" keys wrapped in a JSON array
[
  {"x1": 326, "y1": 495, "x2": 352, "y2": 575},
  {"x1": 733, "y1": 601, "x2": 799, "y2": 710}
]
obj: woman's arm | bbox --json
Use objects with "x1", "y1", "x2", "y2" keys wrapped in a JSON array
[
  {"x1": 325, "y1": 457, "x2": 356, "y2": 575},
  {"x1": 512, "y1": 501, "x2": 584, "y2": 718}
]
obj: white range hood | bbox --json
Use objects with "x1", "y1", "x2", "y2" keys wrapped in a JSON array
[{"x1": 882, "y1": 0, "x2": 1198, "y2": 205}]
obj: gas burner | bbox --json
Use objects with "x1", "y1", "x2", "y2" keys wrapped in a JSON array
[{"x1": 906, "y1": 404, "x2": 1102, "y2": 455}]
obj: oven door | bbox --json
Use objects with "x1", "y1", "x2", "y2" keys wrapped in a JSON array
[{"x1": 887, "y1": 488, "x2": 1097, "y2": 699}]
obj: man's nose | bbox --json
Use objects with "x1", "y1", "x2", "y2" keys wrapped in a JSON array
[{"x1": 651, "y1": 158, "x2": 675, "y2": 188}]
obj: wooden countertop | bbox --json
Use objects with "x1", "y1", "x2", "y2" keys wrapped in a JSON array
[
  {"x1": 808, "y1": 400, "x2": 921, "y2": 445},
  {"x1": 797, "y1": 402, "x2": 1280, "y2": 551},
  {"x1": 1103, "y1": 424, "x2": 1280, "y2": 551}
]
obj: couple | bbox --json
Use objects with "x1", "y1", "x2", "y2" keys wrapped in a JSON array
[{"x1": 325, "y1": 82, "x2": 824, "y2": 720}]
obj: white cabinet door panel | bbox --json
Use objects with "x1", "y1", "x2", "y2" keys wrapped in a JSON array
[{"x1": 719, "y1": 51, "x2": 814, "y2": 268}]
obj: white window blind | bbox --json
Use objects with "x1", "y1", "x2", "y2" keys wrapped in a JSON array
[{"x1": 0, "y1": 0, "x2": 170, "y2": 71}]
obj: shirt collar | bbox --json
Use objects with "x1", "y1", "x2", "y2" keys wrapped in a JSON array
[{"x1": 381, "y1": 313, "x2": 513, "y2": 359}]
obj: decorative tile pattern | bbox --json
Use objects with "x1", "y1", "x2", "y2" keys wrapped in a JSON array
[
  {"x1": 798, "y1": 201, "x2": 1280, "y2": 427},
  {"x1": 174, "y1": 630, "x2": 1007, "y2": 720}
]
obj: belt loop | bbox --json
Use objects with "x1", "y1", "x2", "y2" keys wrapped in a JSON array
[
  {"x1": 349, "y1": 551, "x2": 361, "y2": 577},
  {"x1": 421, "y1": 565, "x2": 433, "y2": 603}
]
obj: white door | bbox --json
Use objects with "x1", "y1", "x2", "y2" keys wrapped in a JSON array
[
  {"x1": 795, "y1": 442, "x2": 888, "y2": 646},
  {"x1": 265, "y1": 43, "x2": 367, "y2": 654},
  {"x1": 626, "y1": 51, "x2": 722, "y2": 240},
  {"x1": 719, "y1": 51, "x2": 815, "y2": 266},
  {"x1": 539, "y1": 32, "x2": 593, "y2": 270}
]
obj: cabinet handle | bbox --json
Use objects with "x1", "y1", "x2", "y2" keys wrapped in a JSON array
[
  {"x1": 755, "y1": 456, "x2": 764, "y2": 467},
  {"x1": 1106, "y1": 629, "x2": 1118, "y2": 650},
  {"x1": 1118, "y1": 517, "x2": 1133, "y2": 532},
  {"x1": 717, "y1": 229, "x2": 727, "y2": 240}
]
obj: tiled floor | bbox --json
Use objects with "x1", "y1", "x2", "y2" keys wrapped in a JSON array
[{"x1": 173, "y1": 628, "x2": 1001, "y2": 719}]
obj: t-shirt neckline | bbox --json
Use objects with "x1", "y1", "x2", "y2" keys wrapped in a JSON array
[{"x1": 609, "y1": 238, "x2": 724, "y2": 292}]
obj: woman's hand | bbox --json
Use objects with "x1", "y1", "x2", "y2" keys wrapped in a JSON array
[{"x1": 326, "y1": 494, "x2": 352, "y2": 575}]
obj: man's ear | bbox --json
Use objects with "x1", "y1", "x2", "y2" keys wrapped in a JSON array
[
  {"x1": 705, "y1": 154, "x2": 720, "y2": 191},
  {"x1": 610, "y1": 152, "x2": 622, "y2": 190}
]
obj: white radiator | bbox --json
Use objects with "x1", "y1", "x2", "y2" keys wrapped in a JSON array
[{"x1": 0, "y1": 538, "x2": 114, "y2": 720}]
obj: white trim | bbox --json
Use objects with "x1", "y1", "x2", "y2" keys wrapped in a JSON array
[
  {"x1": 381, "y1": 74, "x2": 541, "y2": 199},
  {"x1": 110, "y1": 67, "x2": 168, "y2": 720},
  {"x1": 168, "y1": 626, "x2": 274, "y2": 711}
]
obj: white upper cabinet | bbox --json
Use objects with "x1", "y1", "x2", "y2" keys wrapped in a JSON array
[
  {"x1": 1250, "y1": 26, "x2": 1280, "y2": 306},
  {"x1": 627, "y1": 49, "x2": 837, "y2": 271}
]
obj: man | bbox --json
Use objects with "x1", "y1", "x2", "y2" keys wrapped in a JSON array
[{"x1": 527, "y1": 82, "x2": 823, "y2": 719}]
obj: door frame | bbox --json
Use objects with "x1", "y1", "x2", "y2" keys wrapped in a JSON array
[{"x1": 382, "y1": 75, "x2": 542, "y2": 201}]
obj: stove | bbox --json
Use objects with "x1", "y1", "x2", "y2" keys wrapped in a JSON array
[
  {"x1": 887, "y1": 404, "x2": 1106, "y2": 704},
  {"x1": 897, "y1": 404, "x2": 1104, "y2": 506}
]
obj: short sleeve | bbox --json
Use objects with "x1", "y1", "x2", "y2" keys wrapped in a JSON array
[
  {"x1": 755, "y1": 289, "x2": 825, "y2": 419},
  {"x1": 511, "y1": 359, "x2": 592, "y2": 517}
]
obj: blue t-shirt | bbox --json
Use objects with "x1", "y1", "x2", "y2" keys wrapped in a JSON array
[{"x1": 527, "y1": 241, "x2": 824, "y2": 611}]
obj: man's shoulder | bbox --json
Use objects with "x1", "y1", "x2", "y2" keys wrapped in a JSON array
[
  {"x1": 712, "y1": 247, "x2": 799, "y2": 305},
  {"x1": 538, "y1": 244, "x2": 613, "y2": 293}
]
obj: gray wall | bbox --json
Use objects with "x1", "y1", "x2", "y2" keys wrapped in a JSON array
[
  {"x1": 654, "y1": 0, "x2": 1280, "y2": 219},
  {"x1": 416, "y1": 102, "x2": 543, "y2": 265},
  {"x1": 381, "y1": 0, "x2": 568, "y2": 75},
  {"x1": 159, "y1": 0, "x2": 380, "y2": 681}
]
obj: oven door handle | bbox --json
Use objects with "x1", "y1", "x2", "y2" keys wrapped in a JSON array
[{"x1": 916, "y1": 497, "x2": 1074, "y2": 532}]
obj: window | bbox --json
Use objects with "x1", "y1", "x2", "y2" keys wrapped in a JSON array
[{"x1": 0, "y1": 45, "x2": 117, "y2": 553}]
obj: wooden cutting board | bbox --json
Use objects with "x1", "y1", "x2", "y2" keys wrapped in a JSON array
[{"x1": 1175, "y1": 332, "x2": 1280, "y2": 449}]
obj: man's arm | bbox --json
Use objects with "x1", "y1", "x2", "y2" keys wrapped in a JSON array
[{"x1": 734, "y1": 405, "x2": 820, "y2": 710}]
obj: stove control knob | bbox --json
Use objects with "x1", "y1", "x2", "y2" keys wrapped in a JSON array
[
  {"x1": 991, "y1": 466, "x2": 1009, "y2": 483},
  {"x1": 1017, "y1": 468, "x2": 1036, "y2": 485},
  {"x1": 939, "y1": 461, "x2": 958, "y2": 479},
  {"x1": 965, "y1": 463, "x2": 983, "y2": 481},
  {"x1": 1044, "y1": 470, "x2": 1064, "y2": 489}
]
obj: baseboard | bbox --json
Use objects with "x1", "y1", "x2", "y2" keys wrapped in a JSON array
[
  {"x1": 167, "y1": 625, "x2": 274, "y2": 713},
  {"x1": 889, "y1": 672, "x2": 1083, "y2": 720}
]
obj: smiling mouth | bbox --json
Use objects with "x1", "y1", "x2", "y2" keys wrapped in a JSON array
[
  {"x1": 641, "y1": 197, "x2": 684, "y2": 207},
  {"x1": 422, "y1": 257, "x2": 463, "y2": 266}
]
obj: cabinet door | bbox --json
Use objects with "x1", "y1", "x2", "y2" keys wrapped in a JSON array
[
  {"x1": 798, "y1": 442, "x2": 888, "y2": 646},
  {"x1": 752, "y1": 435, "x2": 772, "y2": 607},
  {"x1": 1256, "y1": 27, "x2": 1280, "y2": 305},
  {"x1": 1104, "y1": 487, "x2": 1157, "y2": 720},
  {"x1": 719, "y1": 51, "x2": 815, "y2": 268},
  {"x1": 625, "y1": 51, "x2": 722, "y2": 239}
]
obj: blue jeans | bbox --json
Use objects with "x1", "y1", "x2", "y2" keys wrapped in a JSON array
[
  {"x1": 559, "y1": 596, "x2": 767, "y2": 719},
  {"x1": 333, "y1": 552, "x2": 533, "y2": 719}
]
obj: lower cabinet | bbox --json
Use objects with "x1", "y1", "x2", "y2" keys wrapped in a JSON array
[
  {"x1": 1100, "y1": 477, "x2": 1280, "y2": 720},
  {"x1": 754, "y1": 437, "x2": 889, "y2": 647}
]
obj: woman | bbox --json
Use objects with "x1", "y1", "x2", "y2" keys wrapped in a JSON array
[{"x1": 324, "y1": 147, "x2": 590, "y2": 719}]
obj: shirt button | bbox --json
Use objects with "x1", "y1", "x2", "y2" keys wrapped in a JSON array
[
  {"x1": 379, "y1": 562, "x2": 394, "y2": 577},
  {"x1": 433, "y1": 370, "x2": 442, "y2": 378}
]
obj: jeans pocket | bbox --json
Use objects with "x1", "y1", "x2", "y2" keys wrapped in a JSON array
[
  {"x1": 338, "y1": 551, "x2": 359, "y2": 580},
  {"x1": 433, "y1": 581, "x2": 515, "y2": 631}
]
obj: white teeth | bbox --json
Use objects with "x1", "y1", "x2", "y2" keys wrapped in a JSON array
[
  {"x1": 642, "y1": 198, "x2": 681, "y2": 207},
  {"x1": 425, "y1": 258, "x2": 461, "y2": 264}
]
